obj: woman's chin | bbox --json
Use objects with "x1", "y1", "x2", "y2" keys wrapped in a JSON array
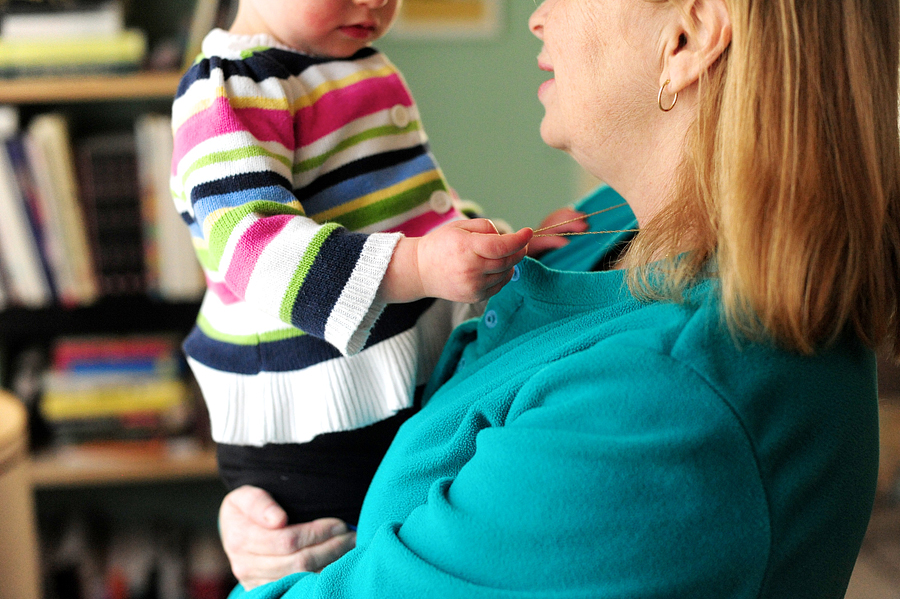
[{"x1": 538, "y1": 124, "x2": 567, "y2": 152}]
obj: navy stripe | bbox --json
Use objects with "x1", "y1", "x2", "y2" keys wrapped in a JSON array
[
  {"x1": 176, "y1": 47, "x2": 380, "y2": 98},
  {"x1": 297, "y1": 145, "x2": 430, "y2": 202},
  {"x1": 369, "y1": 298, "x2": 435, "y2": 345},
  {"x1": 191, "y1": 170, "x2": 294, "y2": 203},
  {"x1": 184, "y1": 299, "x2": 435, "y2": 373},
  {"x1": 289, "y1": 230, "x2": 369, "y2": 337},
  {"x1": 184, "y1": 326, "x2": 340, "y2": 374}
]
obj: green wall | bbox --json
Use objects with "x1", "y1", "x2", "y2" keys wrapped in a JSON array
[{"x1": 378, "y1": 1, "x2": 582, "y2": 230}]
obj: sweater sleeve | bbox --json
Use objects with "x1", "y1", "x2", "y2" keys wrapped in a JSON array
[
  {"x1": 171, "y1": 55, "x2": 400, "y2": 356},
  {"x1": 228, "y1": 346, "x2": 771, "y2": 599}
]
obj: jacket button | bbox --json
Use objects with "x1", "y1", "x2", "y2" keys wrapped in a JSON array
[
  {"x1": 430, "y1": 190, "x2": 453, "y2": 214},
  {"x1": 390, "y1": 104, "x2": 411, "y2": 128}
]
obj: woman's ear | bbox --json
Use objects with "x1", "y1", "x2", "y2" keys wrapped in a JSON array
[{"x1": 662, "y1": 0, "x2": 731, "y2": 93}]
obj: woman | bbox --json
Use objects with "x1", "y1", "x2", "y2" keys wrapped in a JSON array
[{"x1": 217, "y1": 0, "x2": 900, "y2": 596}]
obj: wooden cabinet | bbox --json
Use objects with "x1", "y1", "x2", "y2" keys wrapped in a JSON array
[{"x1": 0, "y1": 21, "x2": 233, "y2": 594}]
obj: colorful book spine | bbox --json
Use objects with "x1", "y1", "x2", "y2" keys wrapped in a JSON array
[{"x1": 0, "y1": 116, "x2": 53, "y2": 307}]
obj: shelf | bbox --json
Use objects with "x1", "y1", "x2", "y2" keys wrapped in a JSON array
[
  {"x1": 0, "y1": 296, "x2": 200, "y2": 341},
  {"x1": 0, "y1": 71, "x2": 182, "y2": 104},
  {"x1": 30, "y1": 440, "x2": 218, "y2": 488}
]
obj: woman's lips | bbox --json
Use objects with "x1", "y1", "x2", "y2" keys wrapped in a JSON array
[
  {"x1": 537, "y1": 60, "x2": 554, "y2": 98},
  {"x1": 538, "y1": 78, "x2": 555, "y2": 98},
  {"x1": 538, "y1": 58, "x2": 554, "y2": 98}
]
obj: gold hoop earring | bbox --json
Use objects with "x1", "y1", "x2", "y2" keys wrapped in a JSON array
[{"x1": 658, "y1": 79, "x2": 677, "y2": 112}]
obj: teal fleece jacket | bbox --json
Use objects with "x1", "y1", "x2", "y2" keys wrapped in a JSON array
[{"x1": 232, "y1": 186, "x2": 879, "y2": 599}]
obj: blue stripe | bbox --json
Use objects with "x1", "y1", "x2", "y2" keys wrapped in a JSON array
[
  {"x1": 303, "y1": 152, "x2": 437, "y2": 216},
  {"x1": 192, "y1": 184, "x2": 299, "y2": 226}
]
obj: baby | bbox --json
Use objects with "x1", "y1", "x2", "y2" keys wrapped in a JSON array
[{"x1": 171, "y1": 0, "x2": 579, "y2": 525}]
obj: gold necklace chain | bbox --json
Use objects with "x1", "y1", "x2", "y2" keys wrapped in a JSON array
[{"x1": 532, "y1": 202, "x2": 640, "y2": 237}]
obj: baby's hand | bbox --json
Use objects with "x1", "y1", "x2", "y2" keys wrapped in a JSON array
[
  {"x1": 381, "y1": 219, "x2": 532, "y2": 304},
  {"x1": 527, "y1": 207, "x2": 588, "y2": 257}
]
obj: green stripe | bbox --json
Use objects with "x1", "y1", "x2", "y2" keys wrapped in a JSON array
[
  {"x1": 241, "y1": 46, "x2": 271, "y2": 59},
  {"x1": 294, "y1": 122, "x2": 421, "y2": 174},
  {"x1": 207, "y1": 200, "x2": 304, "y2": 267},
  {"x1": 195, "y1": 245, "x2": 214, "y2": 271},
  {"x1": 197, "y1": 313, "x2": 306, "y2": 344},
  {"x1": 183, "y1": 145, "x2": 291, "y2": 188},
  {"x1": 279, "y1": 222, "x2": 342, "y2": 322},
  {"x1": 321, "y1": 179, "x2": 447, "y2": 231}
]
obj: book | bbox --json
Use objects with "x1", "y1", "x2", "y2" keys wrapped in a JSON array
[
  {"x1": 134, "y1": 114, "x2": 205, "y2": 301},
  {"x1": 181, "y1": 0, "x2": 236, "y2": 70},
  {"x1": 51, "y1": 334, "x2": 181, "y2": 374},
  {"x1": 0, "y1": 0, "x2": 124, "y2": 40},
  {"x1": 0, "y1": 106, "x2": 52, "y2": 307},
  {"x1": 26, "y1": 113, "x2": 99, "y2": 306},
  {"x1": 182, "y1": 0, "x2": 220, "y2": 70},
  {"x1": 6, "y1": 134, "x2": 59, "y2": 300},
  {"x1": 0, "y1": 28, "x2": 146, "y2": 77},
  {"x1": 40, "y1": 375, "x2": 190, "y2": 420},
  {"x1": 76, "y1": 132, "x2": 146, "y2": 297},
  {"x1": 0, "y1": 249, "x2": 9, "y2": 309}
]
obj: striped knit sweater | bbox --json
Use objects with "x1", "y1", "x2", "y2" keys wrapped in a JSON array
[{"x1": 170, "y1": 29, "x2": 466, "y2": 446}]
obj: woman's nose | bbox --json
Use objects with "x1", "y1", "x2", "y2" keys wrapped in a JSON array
[
  {"x1": 355, "y1": 0, "x2": 390, "y2": 8},
  {"x1": 529, "y1": 0, "x2": 548, "y2": 39}
]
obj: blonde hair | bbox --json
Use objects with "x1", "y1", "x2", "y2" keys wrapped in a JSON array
[{"x1": 627, "y1": 0, "x2": 900, "y2": 360}]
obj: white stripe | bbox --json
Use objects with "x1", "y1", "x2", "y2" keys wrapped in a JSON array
[
  {"x1": 188, "y1": 299, "x2": 456, "y2": 445},
  {"x1": 177, "y1": 132, "x2": 292, "y2": 193},
  {"x1": 243, "y1": 216, "x2": 324, "y2": 317},
  {"x1": 298, "y1": 103, "x2": 422, "y2": 158},
  {"x1": 197, "y1": 289, "x2": 296, "y2": 337},
  {"x1": 324, "y1": 232, "x2": 400, "y2": 354}
]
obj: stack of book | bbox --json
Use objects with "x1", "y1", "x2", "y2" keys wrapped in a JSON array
[
  {"x1": 0, "y1": 0, "x2": 147, "y2": 77},
  {"x1": 0, "y1": 107, "x2": 205, "y2": 308},
  {"x1": 38, "y1": 334, "x2": 195, "y2": 445}
]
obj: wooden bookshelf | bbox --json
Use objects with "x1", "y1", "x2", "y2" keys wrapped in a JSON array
[
  {"x1": 30, "y1": 441, "x2": 218, "y2": 488},
  {"x1": 0, "y1": 71, "x2": 182, "y2": 104}
]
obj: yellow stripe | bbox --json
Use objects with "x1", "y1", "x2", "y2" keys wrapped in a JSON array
[
  {"x1": 312, "y1": 170, "x2": 442, "y2": 223},
  {"x1": 290, "y1": 65, "x2": 397, "y2": 111},
  {"x1": 230, "y1": 96, "x2": 291, "y2": 111},
  {"x1": 175, "y1": 84, "x2": 291, "y2": 131}
]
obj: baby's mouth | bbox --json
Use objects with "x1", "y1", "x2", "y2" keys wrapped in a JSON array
[{"x1": 340, "y1": 24, "x2": 377, "y2": 39}]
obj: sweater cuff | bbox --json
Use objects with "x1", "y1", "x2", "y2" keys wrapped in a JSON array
[{"x1": 324, "y1": 232, "x2": 402, "y2": 356}]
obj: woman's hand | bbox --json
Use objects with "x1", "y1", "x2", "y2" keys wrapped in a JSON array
[
  {"x1": 526, "y1": 207, "x2": 589, "y2": 257},
  {"x1": 218, "y1": 486, "x2": 357, "y2": 590}
]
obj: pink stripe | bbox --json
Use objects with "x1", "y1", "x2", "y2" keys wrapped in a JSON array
[
  {"x1": 206, "y1": 277, "x2": 241, "y2": 304},
  {"x1": 298, "y1": 73, "x2": 412, "y2": 144},
  {"x1": 385, "y1": 208, "x2": 463, "y2": 237},
  {"x1": 173, "y1": 97, "x2": 294, "y2": 167},
  {"x1": 224, "y1": 215, "x2": 294, "y2": 298}
]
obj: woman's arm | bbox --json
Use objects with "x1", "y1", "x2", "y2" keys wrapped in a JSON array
[{"x1": 219, "y1": 346, "x2": 771, "y2": 598}]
